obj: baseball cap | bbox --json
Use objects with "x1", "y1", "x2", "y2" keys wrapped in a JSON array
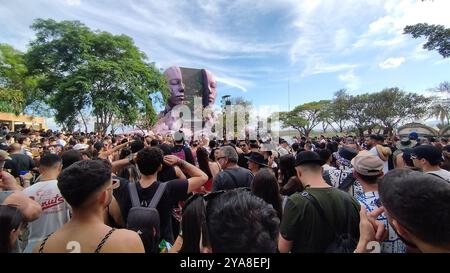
[
  {"x1": 174, "y1": 131, "x2": 185, "y2": 142},
  {"x1": 295, "y1": 151, "x2": 325, "y2": 166},
  {"x1": 369, "y1": 134, "x2": 384, "y2": 142},
  {"x1": 411, "y1": 144, "x2": 443, "y2": 166},
  {"x1": 351, "y1": 152, "x2": 384, "y2": 176}
]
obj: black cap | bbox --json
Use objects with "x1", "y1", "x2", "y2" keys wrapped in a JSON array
[
  {"x1": 369, "y1": 134, "x2": 384, "y2": 142},
  {"x1": 411, "y1": 145, "x2": 443, "y2": 166},
  {"x1": 246, "y1": 152, "x2": 268, "y2": 167},
  {"x1": 337, "y1": 146, "x2": 358, "y2": 161},
  {"x1": 295, "y1": 151, "x2": 326, "y2": 166}
]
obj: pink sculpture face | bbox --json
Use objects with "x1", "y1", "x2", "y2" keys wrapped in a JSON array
[
  {"x1": 204, "y1": 69, "x2": 217, "y2": 106},
  {"x1": 164, "y1": 66, "x2": 185, "y2": 108}
]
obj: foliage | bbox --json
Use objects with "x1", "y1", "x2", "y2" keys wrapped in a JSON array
[{"x1": 25, "y1": 19, "x2": 168, "y2": 134}]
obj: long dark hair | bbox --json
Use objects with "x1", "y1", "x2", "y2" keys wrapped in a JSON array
[
  {"x1": 278, "y1": 154, "x2": 297, "y2": 187},
  {"x1": 251, "y1": 169, "x2": 283, "y2": 220},
  {"x1": 0, "y1": 205, "x2": 23, "y2": 253},
  {"x1": 209, "y1": 148, "x2": 218, "y2": 162},
  {"x1": 197, "y1": 147, "x2": 213, "y2": 179},
  {"x1": 179, "y1": 195, "x2": 206, "y2": 253}
]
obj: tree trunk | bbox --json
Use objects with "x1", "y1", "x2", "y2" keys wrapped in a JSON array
[{"x1": 78, "y1": 110, "x2": 88, "y2": 133}]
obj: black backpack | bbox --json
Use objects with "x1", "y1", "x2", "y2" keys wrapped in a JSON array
[
  {"x1": 127, "y1": 182, "x2": 167, "y2": 253},
  {"x1": 301, "y1": 191, "x2": 357, "y2": 253}
]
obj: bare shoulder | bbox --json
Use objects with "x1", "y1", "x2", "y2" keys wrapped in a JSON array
[{"x1": 105, "y1": 228, "x2": 145, "y2": 253}]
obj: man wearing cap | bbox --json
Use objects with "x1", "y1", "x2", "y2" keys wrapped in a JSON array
[
  {"x1": 171, "y1": 130, "x2": 195, "y2": 165},
  {"x1": 246, "y1": 152, "x2": 268, "y2": 175},
  {"x1": 278, "y1": 151, "x2": 360, "y2": 253},
  {"x1": 393, "y1": 137, "x2": 417, "y2": 168},
  {"x1": 411, "y1": 145, "x2": 450, "y2": 182},
  {"x1": 352, "y1": 152, "x2": 406, "y2": 253}
]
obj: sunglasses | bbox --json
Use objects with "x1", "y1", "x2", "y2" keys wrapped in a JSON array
[{"x1": 410, "y1": 155, "x2": 418, "y2": 160}]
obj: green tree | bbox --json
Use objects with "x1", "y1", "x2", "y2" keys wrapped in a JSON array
[
  {"x1": 368, "y1": 88, "x2": 431, "y2": 135},
  {"x1": 0, "y1": 44, "x2": 38, "y2": 114},
  {"x1": 279, "y1": 100, "x2": 328, "y2": 137},
  {"x1": 404, "y1": 23, "x2": 450, "y2": 58},
  {"x1": 429, "y1": 81, "x2": 450, "y2": 125},
  {"x1": 25, "y1": 19, "x2": 168, "y2": 134},
  {"x1": 347, "y1": 94, "x2": 374, "y2": 137},
  {"x1": 328, "y1": 89, "x2": 351, "y2": 133}
]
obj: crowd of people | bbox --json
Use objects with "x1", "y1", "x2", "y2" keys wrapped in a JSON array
[{"x1": 0, "y1": 127, "x2": 449, "y2": 253}]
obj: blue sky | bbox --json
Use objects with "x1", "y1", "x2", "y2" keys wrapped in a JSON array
[{"x1": 1, "y1": 0, "x2": 450, "y2": 130}]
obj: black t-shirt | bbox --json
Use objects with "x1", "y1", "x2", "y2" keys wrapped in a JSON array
[
  {"x1": 238, "y1": 152, "x2": 252, "y2": 169},
  {"x1": 113, "y1": 177, "x2": 189, "y2": 244},
  {"x1": 10, "y1": 153, "x2": 35, "y2": 172},
  {"x1": 212, "y1": 167, "x2": 253, "y2": 191},
  {"x1": 3, "y1": 159, "x2": 20, "y2": 178}
]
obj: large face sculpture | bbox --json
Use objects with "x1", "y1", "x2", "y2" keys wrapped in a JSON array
[
  {"x1": 164, "y1": 66, "x2": 185, "y2": 109},
  {"x1": 202, "y1": 69, "x2": 217, "y2": 107}
]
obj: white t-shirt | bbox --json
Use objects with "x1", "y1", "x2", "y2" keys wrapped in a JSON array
[
  {"x1": 23, "y1": 180, "x2": 70, "y2": 253},
  {"x1": 427, "y1": 169, "x2": 450, "y2": 182},
  {"x1": 369, "y1": 147, "x2": 389, "y2": 175}
]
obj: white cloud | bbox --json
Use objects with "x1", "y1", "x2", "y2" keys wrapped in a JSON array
[
  {"x1": 338, "y1": 70, "x2": 360, "y2": 90},
  {"x1": 215, "y1": 76, "x2": 250, "y2": 93},
  {"x1": 379, "y1": 57, "x2": 405, "y2": 69},
  {"x1": 65, "y1": 0, "x2": 81, "y2": 6},
  {"x1": 302, "y1": 61, "x2": 359, "y2": 77},
  {"x1": 354, "y1": 0, "x2": 450, "y2": 49}
]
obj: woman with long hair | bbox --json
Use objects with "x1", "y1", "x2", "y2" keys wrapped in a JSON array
[
  {"x1": 0, "y1": 205, "x2": 23, "y2": 253},
  {"x1": 251, "y1": 168, "x2": 283, "y2": 220},
  {"x1": 277, "y1": 155, "x2": 303, "y2": 208},
  {"x1": 196, "y1": 147, "x2": 221, "y2": 193}
]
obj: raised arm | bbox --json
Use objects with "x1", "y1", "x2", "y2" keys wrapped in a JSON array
[
  {"x1": 98, "y1": 142, "x2": 129, "y2": 160},
  {"x1": 163, "y1": 155, "x2": 208, "y2": 194}
]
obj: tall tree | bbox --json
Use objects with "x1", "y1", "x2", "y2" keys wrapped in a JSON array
[
  {"x1": 347, "y1": 94, "x2": 374, "y2": 137},
  {"x1": 404, "y1": 23, "x2": 450, "y2": 58},
  {"x1": 278, "y1": 100, "x2": 328, "y2": 137},
  {"x1": 25, "y1": 19, "x2": 168, "y2": 134},
  {"x1": 368, "y1": 88, "x2": 432, "y2": 135},
  {"x1": 429, "y1": 81, "x2": 450, "y2": 126},
  {"x1": 328, "y1": 89, "x2": 351, "y2": 133},
  {"x1": 0, "y1": 44, "x2": 38, "y2": 114}
]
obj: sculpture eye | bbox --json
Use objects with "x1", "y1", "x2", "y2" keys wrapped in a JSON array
[
  {"x1": 170, "y1": 79, "x2": 180, "y2": 85},
  {"x1": 210, "y1": 82, "x2": 217, "y2": 88}
]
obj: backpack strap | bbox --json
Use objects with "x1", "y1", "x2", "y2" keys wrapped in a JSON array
[
  {"x1": 149, "y1": 182, "x2": 168, "y2": 208},
  {"x1": 428, "y1": 172, "x2": 446, "y2": 181},
  {"x1": 301, "y1": 191, "x2": 339, "y2": 237},
  {"x1": 128, "y1": 182, "x2": 141, "y2": 208}
]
